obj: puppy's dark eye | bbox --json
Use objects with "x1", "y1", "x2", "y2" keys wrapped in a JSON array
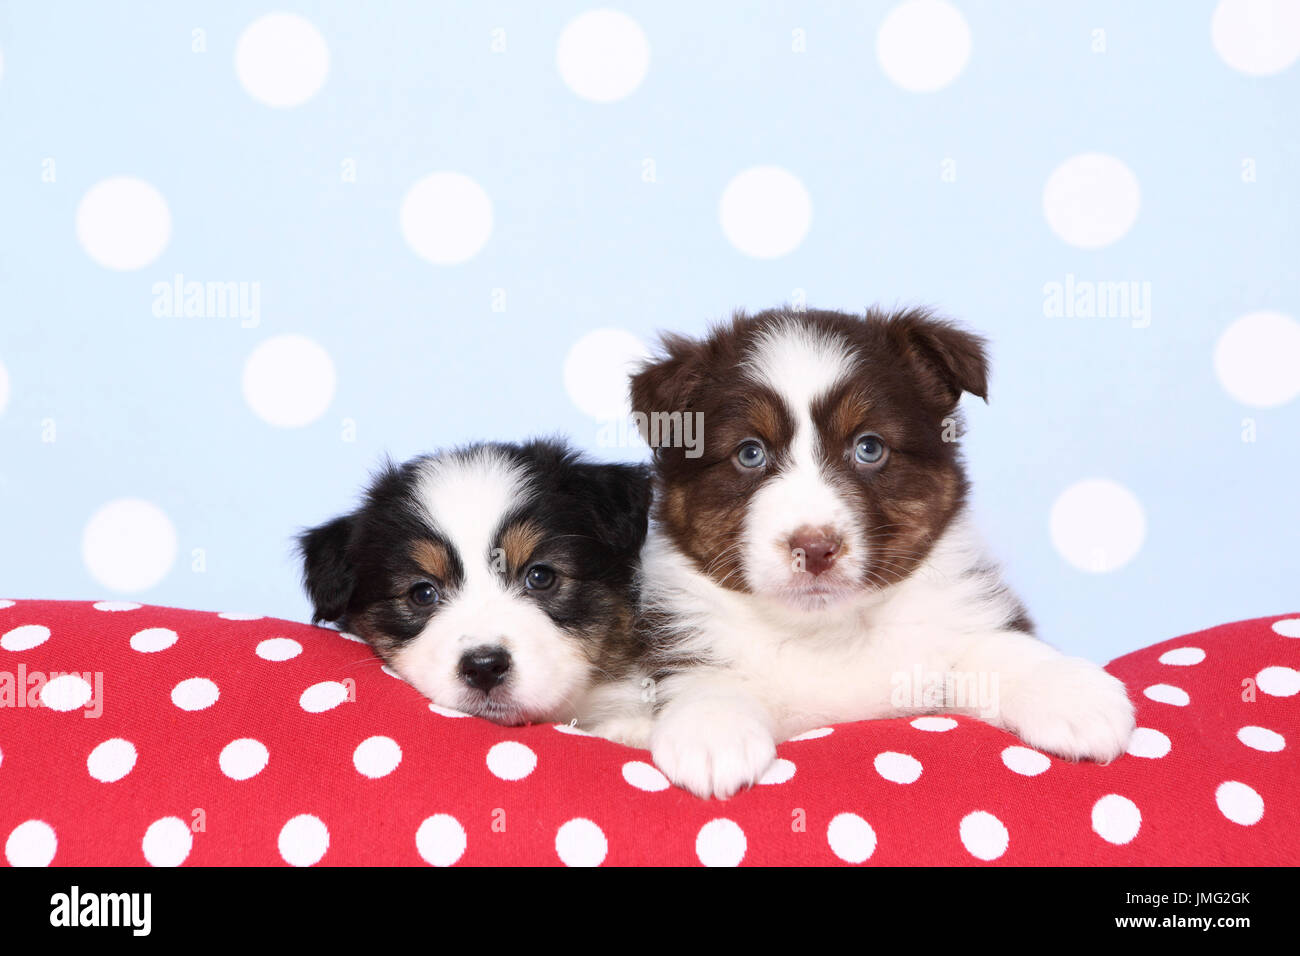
[
  {"x1": 525, "y1": 565, "x2": 556, "y2": 591},
  {"x1": 736, "y1": 440, "x2": 767, "y2": 469},
  {"x1": 408, "y1": 582, "x2": 440, "y2": 607},
  {"x1": 854, "y1": 434, "x2": 887, "y2": 466}
]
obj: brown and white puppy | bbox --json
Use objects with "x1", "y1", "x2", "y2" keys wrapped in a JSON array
[
  {"x1": 631, "y1": 307, "x2": 1135, "y2": 798},
  {"x1": 299, "y1": 440, "x2": 654, "y2": 742}
]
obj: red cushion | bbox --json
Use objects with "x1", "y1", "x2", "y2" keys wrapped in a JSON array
[{"x1": 2, "y1": 600, "x2": 1297, "y2": 866}]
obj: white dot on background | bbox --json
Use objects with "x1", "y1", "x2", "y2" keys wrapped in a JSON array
[
  {"x1": 142, "y1": 816, "x2": 192, "y2": 867},
  {"x1": 82, "y1": 498, "x2": 178, "y2": 593},
  {"x1": 485, "y1": 741, "x2": 537, "y2": 781},
  {"x1": 874, "y1": 751, "x2": 923, "y2": 784},
  {"x1": 256, "y1": 637, "x2": 302, "y2": 661},
  {"x1": 75, "y1": 177, "x2": 172, "y2": 270},
  {"x1": 93, "y1": 601, "x2": 140, "y2": 612},
  {"x1": 219, "y1": 738, "x2": 269, "y2": 780},
  {"x1": 622, "y1": 760, "x2": 670, "y2": 792},
  {"x1": 1159, "y1": 646, "x2": 1206, "y2": 666},
  {"x1": 827, "y1": 813, "x2": 877, "y2": 864},
  {"x1": 563, "y1": 328, "x2": 650, "y2": 420},
  {"x1": 172, "y1": 677, "x2": 220, "y2": 711},
  {"x1": 87, "y1": 738, "x2": 137, "y2": 783},
  {"x1": 353, "y1": 736, "x2": 402, "y2": 778},
  {"x1": 911, "y1": 716, "x2": 958, "y2": 732},
  {"x1": 1212, "y1": 0, "x2": 1300, "y2": 75},
  {"x1": 5, "y1": 820, "x2": 57, "y2": 867},
  {"x1": 876, "y1": 0, "x2": 972, "y2": 93},
  {"x1": 1042, "y1": 153, "x2": 1141, "y2": 249},
  {"x1": 1143, "y1": 683, "x2": 1190, "y2": 706},
  {"x1": 1213, "y1": 311, "x2": 1300, "y2": 408},
  {"x1": 1001, "y1": 746, "x2": 1051, "y2": 776},
  {"x1": 242, "y1": 334, "x2": 337, "y2": 428},
  {"x1": 959, "y1": 810, "x2": 1008, "y2": 861},
  {"x1": 556, "y1": 9, "x2": 650, "y2": 103},
  {"x1": 758, "y1": 758, "x2": 797, "y2": 785},
  {"x1": 130, "y1": 627, "x2": 178, "y2": 653},
  {"x1": 1049, "y1": 479, "x2": 1146, "y2": 573},
  {"x1": 1126, "y1": 727, "x2": 1172, "y2": 759},
  {"x1": 1237, "y1": 725, "x2": 1285, "y2": 752},
  {"x1": 416, "y1": 814, "x2": 466, "y2": 867},
  {"x1": 278, "y1": 814, "x2": 330, "y2": 866},
  {"x1": 555, "y1": 818, "x2": 608, "y2": 867},
  {"x1": 719, "y1": 166, "x2": 813, "y2": 259},
  {"x1": 0, "y1": 357, "x2": 9, "y2": 417},
  {"x1": 2, "y1": 624, "x2": 50, "y2": 652},
  {"x1": 1091, "y1": 794, "x2": 1142, "y2": 844},
  {"x1": 1256, "y1": 665, "x2": 1300, "y2": 697},
  {"x1": 399, "y1": 172, "x2": 493, "y2": 266},
  {"x1": 299, "y1": 680, "x2": 348, "y2": 712},
  {"x1": 235, "y1": 13, "x2": 330, "y2": 107},
  {"x1": 1272, "y1": 618, "x2": 1300, "y2": 638},
  {"x1": 696, "y1": 818, "x2": 747, "y2": 867},
  {"x1": 40, "y1": 675, "x2": 93, "y2": 711},
  {"x1": 1216, "y1": 780, "x2": 1265, "y2": 825},
  {"x1": 788, "y1": 727, "x2": 833, "y2": 741}
]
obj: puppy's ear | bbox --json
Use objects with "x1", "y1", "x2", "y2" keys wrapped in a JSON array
[
  {"x1": 298, "y1": 515, "x2": 356, "y2": 624},
  {"x1": 629, "y1": 333, "x2": 708, "y2": 447},
  {"x1": 884, "y1": 310, "x2": 989, "y2": 408},
  {"x1": 573, "y1": 462, "x2": 652, "y2": 561}
]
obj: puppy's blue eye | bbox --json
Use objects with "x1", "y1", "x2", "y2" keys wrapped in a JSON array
[
  {"x1": 736, "y1": 440, "x2": 767, "y2": 469},
  {"x1": 854, "y1": 434, "x2": 886, "y2": 464},
  {"x1": 525, "y1": 565, "x2": 556, "y2": 591},
  {"x1": 408, "y1": 582, "x2": 440, "y2": 606}
]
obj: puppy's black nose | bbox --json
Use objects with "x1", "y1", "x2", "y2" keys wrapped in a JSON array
[{"x1": 459, "y1": 646, "x2": 511, "y2": 692}]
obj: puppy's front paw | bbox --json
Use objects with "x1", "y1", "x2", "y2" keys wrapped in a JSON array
[
  {"x1": 651, "y1": 700, "x2": 776, "y2": 799},
  {"x1": 998, "y1": 657, "x2": 1135, "y2": 762},
  {"x1": 587, "y1": 715, "x2": 654, "y2": 749}
]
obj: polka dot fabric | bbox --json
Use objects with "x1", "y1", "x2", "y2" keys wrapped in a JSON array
[{"x1": 2, "y1": 602, "x2": 1297, "y2": 866}]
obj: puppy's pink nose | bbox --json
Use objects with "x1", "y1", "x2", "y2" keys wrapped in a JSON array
[{"x1": 788, "y1": 527, "x2": 843, "y2": 577}]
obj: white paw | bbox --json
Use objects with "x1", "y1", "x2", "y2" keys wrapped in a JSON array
[
  {"x1": 587, "y1": 715, "x2": 654, "y2": 749},
  {"x1": 997, "y1": 657, "x2": 1135, "y2": 762},
  {"x1": 651, "y1": 699, "x2": 776, "y2": 799}
]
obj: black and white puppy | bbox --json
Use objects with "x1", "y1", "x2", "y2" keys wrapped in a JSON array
[
  {"x1": 631, "y1": 307, "x2": 1136, "y2": 798},
  {"x1": 299, "y1": 439, "x2": 654, "y2": 742}
]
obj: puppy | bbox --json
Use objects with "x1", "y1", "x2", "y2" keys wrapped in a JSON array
[
  {"x1": 299, "y1": 439, "x2": 654, "y2": 742},
  {"x1": 631, "y1": 307, "x2": 1136, "y2": 798}
]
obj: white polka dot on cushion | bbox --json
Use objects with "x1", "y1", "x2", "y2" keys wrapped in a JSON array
[
  {"x1": 337, "y1": 630, "x2": 366, "y2": 643},
  {"x1": 555, "y1": 818, "x2": 608, "y2": 867},
  {"x1": 219, "y1": 738, "x2": 269, "y2": 780},
  {"x1": 429, "y1": 702, "x2": 471, "y2": 718},
  {"x1": 1215, "y1": 780, "x2": 1264, "y2": 825},
  {"x1": 399, "y1": 171, "x2": 494, "y2": 266},
  {"x1": 1158, "y1": 646, "x2": 1205, "y2": 666},
  {"x1": 1237, "y1": 725, "x2": 1285, "y2": 752},
  {"x1": 142, "y1": 816, "x2": 193, "y2": 867},
  {"x1": 171, "y1": 677, "x2": 219, "y2": 711},
  {"x1": 299, "y1": 680, "x2": 348, "y2": 712},
  {"x1": 256, "y1": 637, "x2": 302, "y2": 661},
  {"x1": 552, "y1": 721, "x2": 594, "y2": 735},
  {"x1": 129, "y1": 627, "x2": 177, "y2": 653},
  {"x1": 1091, "y1": 794, "x2": 1141, "y2": 845},
  {"x1": 827, "y1": 813, "x2": 877, "y2": 864},
  {"x1": 1271, "y1": 618, "x2": 1300, "y2": 638},
  {"x1": 416, "y1": 814, "x2": 466, "y2": 867},
  {"x1": 1256, "y1": 665, "x2": 1300, "y2": 697},
  {"x1": 6, "y1": 820, "x2": 57, "y2": 866},
  {"x1": 910, "y1": 716, "x2": 958, "y2": 732},
  {"x1": 2, "y1": 624, "x2": 50, "y2": 651},
  {"x1": 1126, "y1": 728, "x2": 1171, "y2": 759},
  {"x1": 75, "y1": 177, "x2": 171, "y2": 270},
  {"x1": 217, "y1": 611, "x2": 263, "y2": 621},
  {"x1": 87, "y1": 738, "x2": 137, "y2": 782},
  {"x1": 788, "y1": 727, "x2": 833, "y2": 741},
  {"x1": 1001, "y1": 746, "x2": 1051, "y2": 776},
  {"x1": 235, "y1": 12, "x2": 330, "y2": 107},
  {"x1": 242, "y1": 335, "x2": 337, "y2": 428},
  {"x1": 353, "y1": 736, "x2": 402, "y2": 779},
  {"x1": 758, "y1": 758, "x2": 796, "y2": 785},
  {"x1": 719, "y1": 166, "x2": 812, "y2": 259},
  {"x1": 959, "y1": 811, "x2": 1009, "y2": 861},
  {"x1": 696, "y1": 818, "x2": 747, "y2": 867},
  {"x1": 0, "y1": 600, "x2": 14, "y2": 610},
  {"x1": 622, "y1": 761, "x2": 670, "y2": 792},
  {"x1": 1212, "y1": 0, "x2": 1300, "y2": 76},
  {"x1": 40, "y1": 674, "x2": 93, "y2": 711},
  {"x1": 486, "y1": 741, "x2": 537, "y2": 781},
  {"x1": 278, "y1": 814, "x2": 330, "y2": 866},
  {"x1": 93, "y1": 601, "x2": 140, "y2": 612},
  {"x1": 874, "y1": 751, "x2": 923, "y2": 784},
  {"x1": 1143, "y1": 683, "x2": 1190, "y2": 706},
  {"x1": 556, "y1": 9, "x2": 650, "y2": 103},
  {"x1": 876, "y1": 0, "x2": 972, "y2": 93},
  {"x1": 82, "y1": 498, "x2": 177, "y2": 593}
]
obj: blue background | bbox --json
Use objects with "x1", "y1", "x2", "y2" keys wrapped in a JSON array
[{"x1": 1, "y1": 1, "x2": 1296, "y2": 663}]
